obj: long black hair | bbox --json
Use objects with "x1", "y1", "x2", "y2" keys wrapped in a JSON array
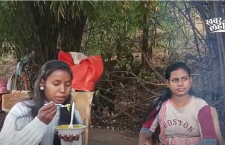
[
  {"x1": 20, "y1": 60, "x2": 78, "y2": 145},
  {"x1": 143, "y1": 62, "x2": 195, "y2": 123}
]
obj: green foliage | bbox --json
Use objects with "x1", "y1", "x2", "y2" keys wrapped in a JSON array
[
  {"x1": 0, "y1": 1, "x2": 201, "y2": 68},
  {"x1": 84, "y1": 2, "x2": 161, "y2": 57},
  {"x1": 0, "y1": 1, "x2": 91, "y2": 61}
]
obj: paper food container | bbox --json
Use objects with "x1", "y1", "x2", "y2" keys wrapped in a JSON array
[{"x1": 56, "y1": 124, "x2": 87, "y2": 136}]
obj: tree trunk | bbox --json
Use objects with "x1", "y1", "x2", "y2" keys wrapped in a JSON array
[
  {"x1": 141, "y1": 14, "x2": 150, "y2": 69},
  {"x1": 25, "y1": 2, "x2": 87, "y2": 63}
]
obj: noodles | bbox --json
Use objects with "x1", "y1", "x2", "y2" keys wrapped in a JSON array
[
  {"x1": 65, "y1": 104, "x2": 71, "y2": 111},
  {"x1": 56, "y1": 125, "x2": 83, "y2": 129}
]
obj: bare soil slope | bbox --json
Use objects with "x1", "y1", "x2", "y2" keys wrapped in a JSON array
[{"x1": 0, "y1": 55, "x2": 17, "y2": 79}]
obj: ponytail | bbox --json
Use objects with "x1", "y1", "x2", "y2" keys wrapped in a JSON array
[
  {"x1": 189, "y1": 87, "x2": 196, "y2": 96},
  {"x1": 142, "y1": 88, "x2": 172, "y2": 124}
]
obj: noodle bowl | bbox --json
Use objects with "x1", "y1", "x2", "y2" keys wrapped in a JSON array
[{"x1": 56, "y1": 124, "x2": 87, "y2": 136}]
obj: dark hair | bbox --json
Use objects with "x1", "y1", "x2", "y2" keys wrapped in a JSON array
[
  {"x1": 31, "y1": 60, "x2": 73, "y2": 114},
  {"x1": 19, "y1": 60, "x2": 78, "y2": 145},
  {"x1": 143, "y1": 62, "x2": 195, "y2": 123}
]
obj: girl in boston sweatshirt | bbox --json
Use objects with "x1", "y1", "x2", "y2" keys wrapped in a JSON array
[{"x1": 138, "y1": 62, "x2": 217, "y2": 145}]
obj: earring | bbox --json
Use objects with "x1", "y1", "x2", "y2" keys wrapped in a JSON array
[{"x1": 40, "y1": 87, "x2": 44, "y2": 90}]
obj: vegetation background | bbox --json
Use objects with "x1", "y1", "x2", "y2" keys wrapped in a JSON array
[{"x1": 0, "y1": 1, "x2": 225, "y2": 140}]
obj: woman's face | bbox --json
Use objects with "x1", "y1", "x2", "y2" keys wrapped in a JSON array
[
  {"x1": 167, "y1": 68, "x2": 192, "y2": 96},
  {"x1": 41, "y1": 69, "x2": 72, "y2": 104}
]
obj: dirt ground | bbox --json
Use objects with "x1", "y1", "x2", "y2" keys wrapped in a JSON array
[{"x1": 89, "y1": 128, "x2": 138, "y2": 145}]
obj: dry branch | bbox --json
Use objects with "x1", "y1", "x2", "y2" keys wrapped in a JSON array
[{"x1": 126, "y1": 37, "x2": 165, "y2": 81}]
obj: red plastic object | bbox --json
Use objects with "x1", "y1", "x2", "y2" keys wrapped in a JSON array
[
  {"x1": 0, "y1": 78, "x2": 7, "y2": 88},
  {"x1": 58, "y1": 51, "x2": 104, "y2": 91},
  {"x1": 0, "y1": 87, "x2": 9, "y2": 95}
]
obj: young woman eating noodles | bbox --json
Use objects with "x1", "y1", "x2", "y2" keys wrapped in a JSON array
[{"x1": 0, "y1": 60, "x2": 82, "y2": 145}]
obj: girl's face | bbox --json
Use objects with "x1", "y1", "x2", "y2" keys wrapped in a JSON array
[
  {"x1": 40, "y1": 69, "x2": 72, "y2": 104},
  {"x1": 167, "y1": 68, "x2": 192, "y2": 97}
]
